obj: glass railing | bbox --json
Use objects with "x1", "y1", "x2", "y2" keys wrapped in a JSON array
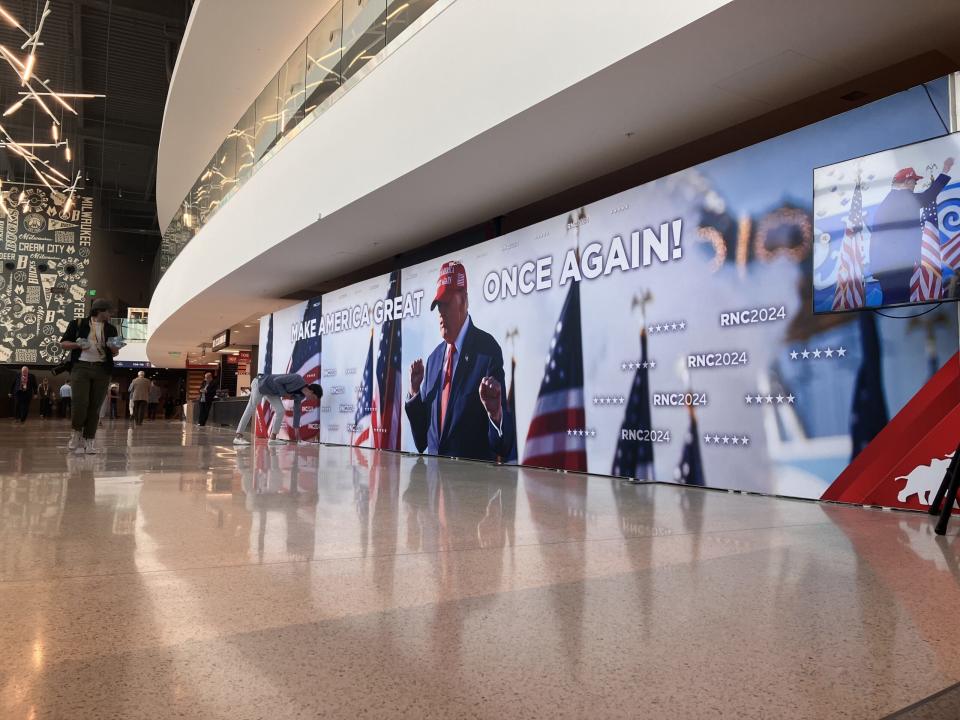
[
  {"x1": 154, "y1": 0, "x2": 443, "y2": 285},
  {"x1": 119, "y1": 319, "x2": 149, "y2": 343}
]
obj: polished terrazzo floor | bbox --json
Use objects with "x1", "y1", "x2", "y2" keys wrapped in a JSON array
[{"x1": 2, "y1": 419, "x2": 960, "y2": 719}]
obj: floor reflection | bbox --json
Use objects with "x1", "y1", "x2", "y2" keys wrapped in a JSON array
[{"x1": 3, "y1": 422, "x2": 960, "y2": 719}]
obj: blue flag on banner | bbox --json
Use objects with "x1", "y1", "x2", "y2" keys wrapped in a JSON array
[
  {"x1": 675, "y1": 408, "x2": 705, "y2": 487},
  {"x1": 373, "y1": 271, "x2": 402, "y2": 450},
  {"x1": 264, "y1": 313, "x2": 274, "y2": 374},
  {"x1": 612, "y1": 330, "x2": 654, "y2": 480},
  {"x1": 288, "y1": 297, "x2": 322, "y2": 382},
  {"x1": 850, "y1": 312, "x2": 889, "y2": 460}
]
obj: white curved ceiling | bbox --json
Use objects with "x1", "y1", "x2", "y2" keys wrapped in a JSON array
[
  {"x1": 149, "y1": 0, "x2": 960, "y2": 366},
  {"x1": 157, "y1": 0, "x2": 338, "y2": 231}
]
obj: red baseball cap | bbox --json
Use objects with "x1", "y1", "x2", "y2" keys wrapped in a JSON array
[
  {"x1": 431, "y1": 260, "x2": 467, "y2": 310},
  {"x1": 893, "y1": 167, "x2": 922, "y2": 184}
]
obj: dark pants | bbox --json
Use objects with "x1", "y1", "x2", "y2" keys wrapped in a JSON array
[
  {"x1": 60, "y1": 397, "x2": 71, "y2": 417},
  {"x1": 13, "y1": 391, "x2": 31, "y2": 422},
  {"x1": 109, "y1": 398, "x2": 118, "y2": 419},
  {"x1": 198, "y1": 401, "x2": 213, "y2": 426},
  {"x1": 148, "y1": 402, "x2": 159, "y2": 420},
  {"x1": 133, "y1": 400, "x2": 148, "y2": 425},
  {"x1": 40, "y1": 397, "x2": 51, "y2": 418},
  {"x1": 70, "y1": 362, "x2": 111, "y2": 439}
]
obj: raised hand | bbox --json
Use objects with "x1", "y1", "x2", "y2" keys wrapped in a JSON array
[
  {"x1": 479, "y1": 376, "x2": 502, "y2": 424},
  {"x1": 944, "y1": 157, "x2": 954, "y2": 174},
  {"x1": 410, "y1": 358, "x2": 425, "y2": 395}
]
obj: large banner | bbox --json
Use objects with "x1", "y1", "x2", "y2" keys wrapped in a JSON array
[
  {"x1": 257, "y1": 79, "x2": 959, "y2": 507},
  {"x1": 0, "y1": 189, "x2": 94, "y2": 365}
]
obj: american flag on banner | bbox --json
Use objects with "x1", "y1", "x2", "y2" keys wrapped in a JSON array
[
  {"x1": 832, "y1": 177, "x2": 868, "y2": 311},
  {"x1": 351, "y1": 332, "x2": 374, "y2": 447},
  {"x1": 284, "y1": 297, "x2": 323, "y2": 439},
  {"x1": 910, "y1": 195, "x2": 943, "y2": 302},
  {"x1": 937, "y1": 181, "x2": 960, "y2": 274},
  {"x1": 676, "y1": 407, "x2": 705, "y2": 486},
  {"x1": 523, "y1": 279, "x2": 587, "y2": 472},
  {"x1": 372, "y1": 271, "x2": 402, "y2": 450},
  {"x1": 611, "y1": 329, "x2": 654, "y2": 481}
]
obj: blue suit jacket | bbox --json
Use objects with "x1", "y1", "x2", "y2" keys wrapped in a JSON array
[{"x1": 405, "y1": 321, "x2": 516, "y2": 462}]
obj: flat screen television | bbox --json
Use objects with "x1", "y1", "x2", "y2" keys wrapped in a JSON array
[{"x1": 812, "y1": 131, "x2": 960, "y2": 313}]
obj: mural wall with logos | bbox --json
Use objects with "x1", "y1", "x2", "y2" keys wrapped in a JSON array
[
  {"x1": 0, "y1": 188, "x2": 94, "y2": 365},
  {"x1": 254, "y1": 78, "x2": 959, "y2": 510}
]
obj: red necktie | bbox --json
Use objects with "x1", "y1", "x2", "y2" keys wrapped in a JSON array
[{"x1": 440, "y1": 344, "x2": 455, "y2": 430}]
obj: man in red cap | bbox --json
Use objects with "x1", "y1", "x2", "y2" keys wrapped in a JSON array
[
  {"x1": 405, "y1": 260, "x2": 515, "y2": 462},
  {"x1": 870, "y1": 157, "x2": 953, "y2": 305}
]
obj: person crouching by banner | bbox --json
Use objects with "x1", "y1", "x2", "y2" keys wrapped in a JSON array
[
  {"x1": 59, "y1": 299, "x2": 125, "y2": 454},
  {"x1": 232, "y1": 374, "x2": 322, "y2": 446}
]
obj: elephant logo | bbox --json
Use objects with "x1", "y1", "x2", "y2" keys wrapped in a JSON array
[{"x1": 897, "y1": 453, "x2": 956, "y2": 506}]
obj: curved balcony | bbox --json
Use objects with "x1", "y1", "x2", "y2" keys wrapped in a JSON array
[{"x1": 155, "y1": 0, "x2": 444, "y2": 283}]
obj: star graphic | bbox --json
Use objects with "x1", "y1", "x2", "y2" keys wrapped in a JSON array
[
  {"x1": 679, "y1": 321, "x2": 686, "y2": 330},
  {"x1": 649, "y1": 361, "x2": 657, "y2": 369},
  {"x1": 703, "y1": 434, "x2": 712, "y2": 444},
  {"x1": 801, "y1": 349, "x2": 810, "y2": 359},
  {"x1": 741, "y1": 436, "x2": 750, "y2": 446},
  {"x1": 824, "y1": 347, "x2": 834, "y2": 358},
  {"x1": 775, "y1": 394, "x2": 785, "y2": 404},
  {"x1": 593, "y1": 397, "x2": 598, "y2": 405},
  {"x1": 754, "y1": 394, "x2": 763, "y2": 404},
  {"x1": 567, "y1": 429, "x2": 572, "y2": 436},
  {"x1": 812, "y1": 349, "x2": 822, "y2": 359},
  {"x1": 712, "y1": 435, "x2": 720, "y2": 444},
  {"x1": 731, "y1": 436, "x2": 740, "y2": 445},
  {"x1": 745, "y1": 395, "x2": 753, "y2": 404},
  {"x1": 722, "y1": 435, "x2": 730, "y2": 445},
  {"x1": 655, "y1": 324, "x2": 663, "y2": 333},
  {"x1": 837, "y1": 346, "x2": 847, "y2": 357},
  {"x1": 621, "y1": 362, "x2": 627, "y2": 371},
  {"x1": 790, "y1": 350, "x2": 799, "y2": 360},
  {"x1": 670, "y1": 322, "x2": 678, "y2": 331},
  {"x1": 786, "y1": 394, "x2": 795, "y2": 404},
  {"x1": 648, "y1": 326, "x2": 655, "y2": 334},
  {"x1": 764, "y1": 395, "x2": 773, "y2": 404}
]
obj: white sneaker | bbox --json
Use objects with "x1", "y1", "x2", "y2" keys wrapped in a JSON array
[
  {"x1": 267, "y1": 438, "x2": 287, "y2": 446},
  {"x1": 84, "y1": 439, "x2": 99, "y2": 455},
  {"x1": 68, "y1": 430, "x2": 82, "y2": 451},
  {"x1": 232, "y1": 436, "x2": 251, "y2": 446}
]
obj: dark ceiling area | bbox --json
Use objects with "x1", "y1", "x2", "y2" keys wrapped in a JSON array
[{"x1": 0, "y1": 0, "x2": 190, "y2": 258}]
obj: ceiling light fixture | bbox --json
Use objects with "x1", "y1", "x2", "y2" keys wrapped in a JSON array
[{"x1": 0, "y1": 2, "x2": 100, "y2": 191}]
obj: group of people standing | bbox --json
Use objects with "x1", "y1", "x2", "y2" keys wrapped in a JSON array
[{"x1": 8, "y1": 370, "x2": 74, "y2": 421}]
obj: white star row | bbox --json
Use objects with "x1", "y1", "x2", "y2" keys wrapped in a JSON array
[
  {"x1": 789, "y1": 347, "x2": 846, "y2": 360},
  {"x1": 566, "y1": 428, "x2": 597, "y2": 437},
  {"x1": 703, "y1": 434, "x2": 750, "y2": 446},
  {"x1": 648, "y1": 321, "x2": 686, "y2": 334},
  {"x1": 745, "y1": 394, "x2": 795, "y2": 405},
  {"x1": 621, "y1": 360, "x2": 657, "y2": 371},
  {"x1": 593, "y1": 396, "x2": 625, "y2": 405}
]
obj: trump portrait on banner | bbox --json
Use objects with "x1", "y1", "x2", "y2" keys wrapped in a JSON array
[{"x1": 405, "y1": 261, "x2": 516, "y2": 462}]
